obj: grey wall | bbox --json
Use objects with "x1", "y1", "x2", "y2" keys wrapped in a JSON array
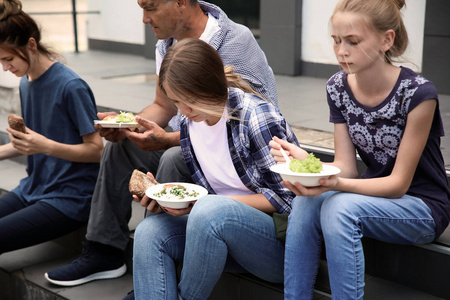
[
  {"x1": 259, "y1": 0, "x2": 302, "y2": 76},
  {"x1": 89, "y1": 0, "x2": 450, "y2": 94},
  {"x1": 421, "y1": 0, "x2": 450, "y2": 95},
  {"x1": 144, "y1": 26, "x2": 158, "y2": 59},
  {"x1": 88, "y1": 39, "x2": 144, "y2": 56}
]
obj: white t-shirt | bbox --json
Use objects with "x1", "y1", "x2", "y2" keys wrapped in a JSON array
[
  {"x1": 188, "y1": 109, "x2": 254, "y2": 196},
  {"x1": 156, "y1": 13, "x2": 219, "y2": 75}
]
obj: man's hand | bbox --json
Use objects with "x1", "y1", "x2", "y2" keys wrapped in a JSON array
[
  {"x1": 121, "y1": 115, "x2": 172, "y2": 151},
  {"x1": 95, "y1": 112, "x2": 128, "y2": 143}
]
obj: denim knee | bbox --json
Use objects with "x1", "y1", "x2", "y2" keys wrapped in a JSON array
[
  {"x1": 320, "y1": 193, "x2": 359, "y2": 234},
  {"x1": 188, "y1": 196, "x2": 236, "y2": 234},
  {"x1": 289, "y1": 193, "x2": 332, "y2": 227},
  {"x1": 137, "y1": 214, "x2": 189, "y2": 256},
  {"x1": 134, "y1": 216, "x2": 159, "y2": 246}
]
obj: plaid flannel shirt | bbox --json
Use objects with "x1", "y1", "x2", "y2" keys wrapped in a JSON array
[{"x1": 180, "y1": 88, "x2": 298, "y2": 213}]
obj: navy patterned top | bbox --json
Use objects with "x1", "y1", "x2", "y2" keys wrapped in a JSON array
[{"x1": 326, "y1": 67, "x2": 450, "y2": 238}]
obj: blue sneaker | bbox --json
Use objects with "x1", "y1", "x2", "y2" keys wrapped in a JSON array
[{"x1": 45, "y1": 241, "x2": 127, "y2": 286}]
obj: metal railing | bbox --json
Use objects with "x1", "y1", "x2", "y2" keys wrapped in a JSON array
[{"x1": 28, "y1": 0, "x2": 100, "y2": 53}]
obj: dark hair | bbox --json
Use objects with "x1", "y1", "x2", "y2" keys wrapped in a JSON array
[
  {"x1": 331, "y1": 0, "x2": 408, "y2": 63},
  {"x1": 159, "y1": 38, "x2": 262, "y2": 119},
  {"x1": 0, "y1": 0, "x2": 59, "y2": 63}
]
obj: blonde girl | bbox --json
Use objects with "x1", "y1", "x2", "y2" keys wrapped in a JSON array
[
  {"x1": 270, "y1": 0, "x2": 450, "y2": 298},
  {"x1": 132, "y1": 38, "x2": 299, "y2": 300}
]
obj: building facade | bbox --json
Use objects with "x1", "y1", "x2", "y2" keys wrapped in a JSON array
[{"x1": 83, "y1": 0, "x2": 449, "y2": 94}]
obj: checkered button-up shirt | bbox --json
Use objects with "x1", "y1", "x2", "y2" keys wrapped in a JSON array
[{"x1": 158, "y1": 0, "x2": 278, "y2": 131}]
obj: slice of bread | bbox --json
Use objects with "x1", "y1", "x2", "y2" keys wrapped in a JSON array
[
  {"x1": 8, "y1": 114, "x2": 26, "y2": 133},
  {"x1": 129, "y1": 169, "x2": 158, "y2": 199}
]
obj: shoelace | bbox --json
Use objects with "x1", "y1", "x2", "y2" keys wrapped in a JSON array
[{"x1": 72, "y1": 243, "x2": 94, "y2": 266}]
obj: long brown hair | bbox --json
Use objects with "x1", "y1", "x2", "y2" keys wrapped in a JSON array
[
  {"x1": 159, "y1": 38, "x2": 265, "y2": 119},
  {"x1": 0, "y1": 0, "x2": 60, "y2": 64},
  {"x1": 331, "y1": 0, "x2": 408, "y2": 64}
]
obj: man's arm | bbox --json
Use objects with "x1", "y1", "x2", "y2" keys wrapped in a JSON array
[
  {"x1": 137, "y1": 76, "x2": 178, "y2": 129},
  {"x1": 120, "y1": 76, "x2": 181, "y2": 151}
]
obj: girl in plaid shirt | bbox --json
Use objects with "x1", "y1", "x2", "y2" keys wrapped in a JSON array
[{"x1": 132, "y1": 38, "x2": 302, "y2": 300}]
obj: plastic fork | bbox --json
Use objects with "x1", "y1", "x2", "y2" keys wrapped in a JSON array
[{"x1": 279, "y1": 145, "x2": 291, "y2": 164}]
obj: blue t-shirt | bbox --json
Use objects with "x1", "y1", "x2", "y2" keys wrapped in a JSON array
[
  {"x1": 12, "y1": 62, "x2": 99, "y2": 222},
  {"x1": 327, "y1": 67, "x2": 450, "y2": 238}
]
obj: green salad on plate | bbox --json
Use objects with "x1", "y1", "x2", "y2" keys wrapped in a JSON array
[
  {"x1": 115, "y1": 111, "x2": 137, "y2": 123},
  {"x1": 289, "y1": 153, "x2": 323, "y2": 173}
]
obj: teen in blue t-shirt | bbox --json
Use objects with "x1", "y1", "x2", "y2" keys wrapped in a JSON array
[{"x1": 0, "y1": 0, "x2": 103, "y2": 254}]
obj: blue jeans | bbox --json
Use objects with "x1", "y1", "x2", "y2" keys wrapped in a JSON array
[
  {"x1": 133, "y1": 195, "x2": 285, "y2": 300},
  {"x1": 284, "y1": 191, "x2": 436, "y2": 300}
]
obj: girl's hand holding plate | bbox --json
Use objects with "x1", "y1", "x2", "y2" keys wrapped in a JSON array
[{"x1": 161, "y1": 202, "x2": 196, "y2": 216}]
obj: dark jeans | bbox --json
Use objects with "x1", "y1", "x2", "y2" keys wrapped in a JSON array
[
  {"x1": 85, "y1": 140, "x2": 193, "y2": 251},
  {"x1": 0, "y1": 192, "x2": 84, "y2": 254}
]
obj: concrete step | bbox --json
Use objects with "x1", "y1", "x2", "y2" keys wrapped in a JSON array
[
  {"x1": 0, "y1": 194, "x2": 142, "y2": 300},
  {"x1": 0, "y1": 129, "x2": 449, "y2": 299},
  {"x1": 209, "y1": 269, "x2": 445, "y2": 300},
  {"x1": 3, "y1": 237, "x2": 443, "y2": 300}
]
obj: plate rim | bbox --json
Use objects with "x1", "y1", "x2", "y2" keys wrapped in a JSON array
[
  {"x1": 93, "y1": 120, "x2": 137, "y2": 128},
  {"x1": 145, "y1": 182, "x2": 208, "y2": 202},
  {"x1": 270, "y1": 163, "x2": 341, "y2": 177}
]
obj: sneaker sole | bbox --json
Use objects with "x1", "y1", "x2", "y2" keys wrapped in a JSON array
[{"x1": 44, "y1": 263, "x2": 127, "y2": 287}]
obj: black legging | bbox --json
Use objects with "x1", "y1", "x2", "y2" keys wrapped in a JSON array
[{"x1": 0, "y1": 192, "x2": 85, "y2": 254}]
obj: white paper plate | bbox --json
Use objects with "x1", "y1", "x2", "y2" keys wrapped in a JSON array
[
  {"x1": 270, "y1": 163, "x2": 341, "y2": 187},
  {"x1": 94, "y1": 120, "x2": 137, "y2": 128},
  {"x1": 146, "y1": 182, "x2": 208, "y2": 209}
]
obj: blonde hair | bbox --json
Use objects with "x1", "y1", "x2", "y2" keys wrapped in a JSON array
[
  {"x1": 331, "y1": 0, "x2": 408, "y2": 64},
  {"x1": 0, "y1": 0, "x2": 61, "y2": 63},
  {"x1": 159, "y1": 38, "x2": 265, "y2": 120}
]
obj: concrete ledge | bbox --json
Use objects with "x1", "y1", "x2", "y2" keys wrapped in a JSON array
[{"x1": 0, "y1": 228, "x2": 85, "y2": 300}]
